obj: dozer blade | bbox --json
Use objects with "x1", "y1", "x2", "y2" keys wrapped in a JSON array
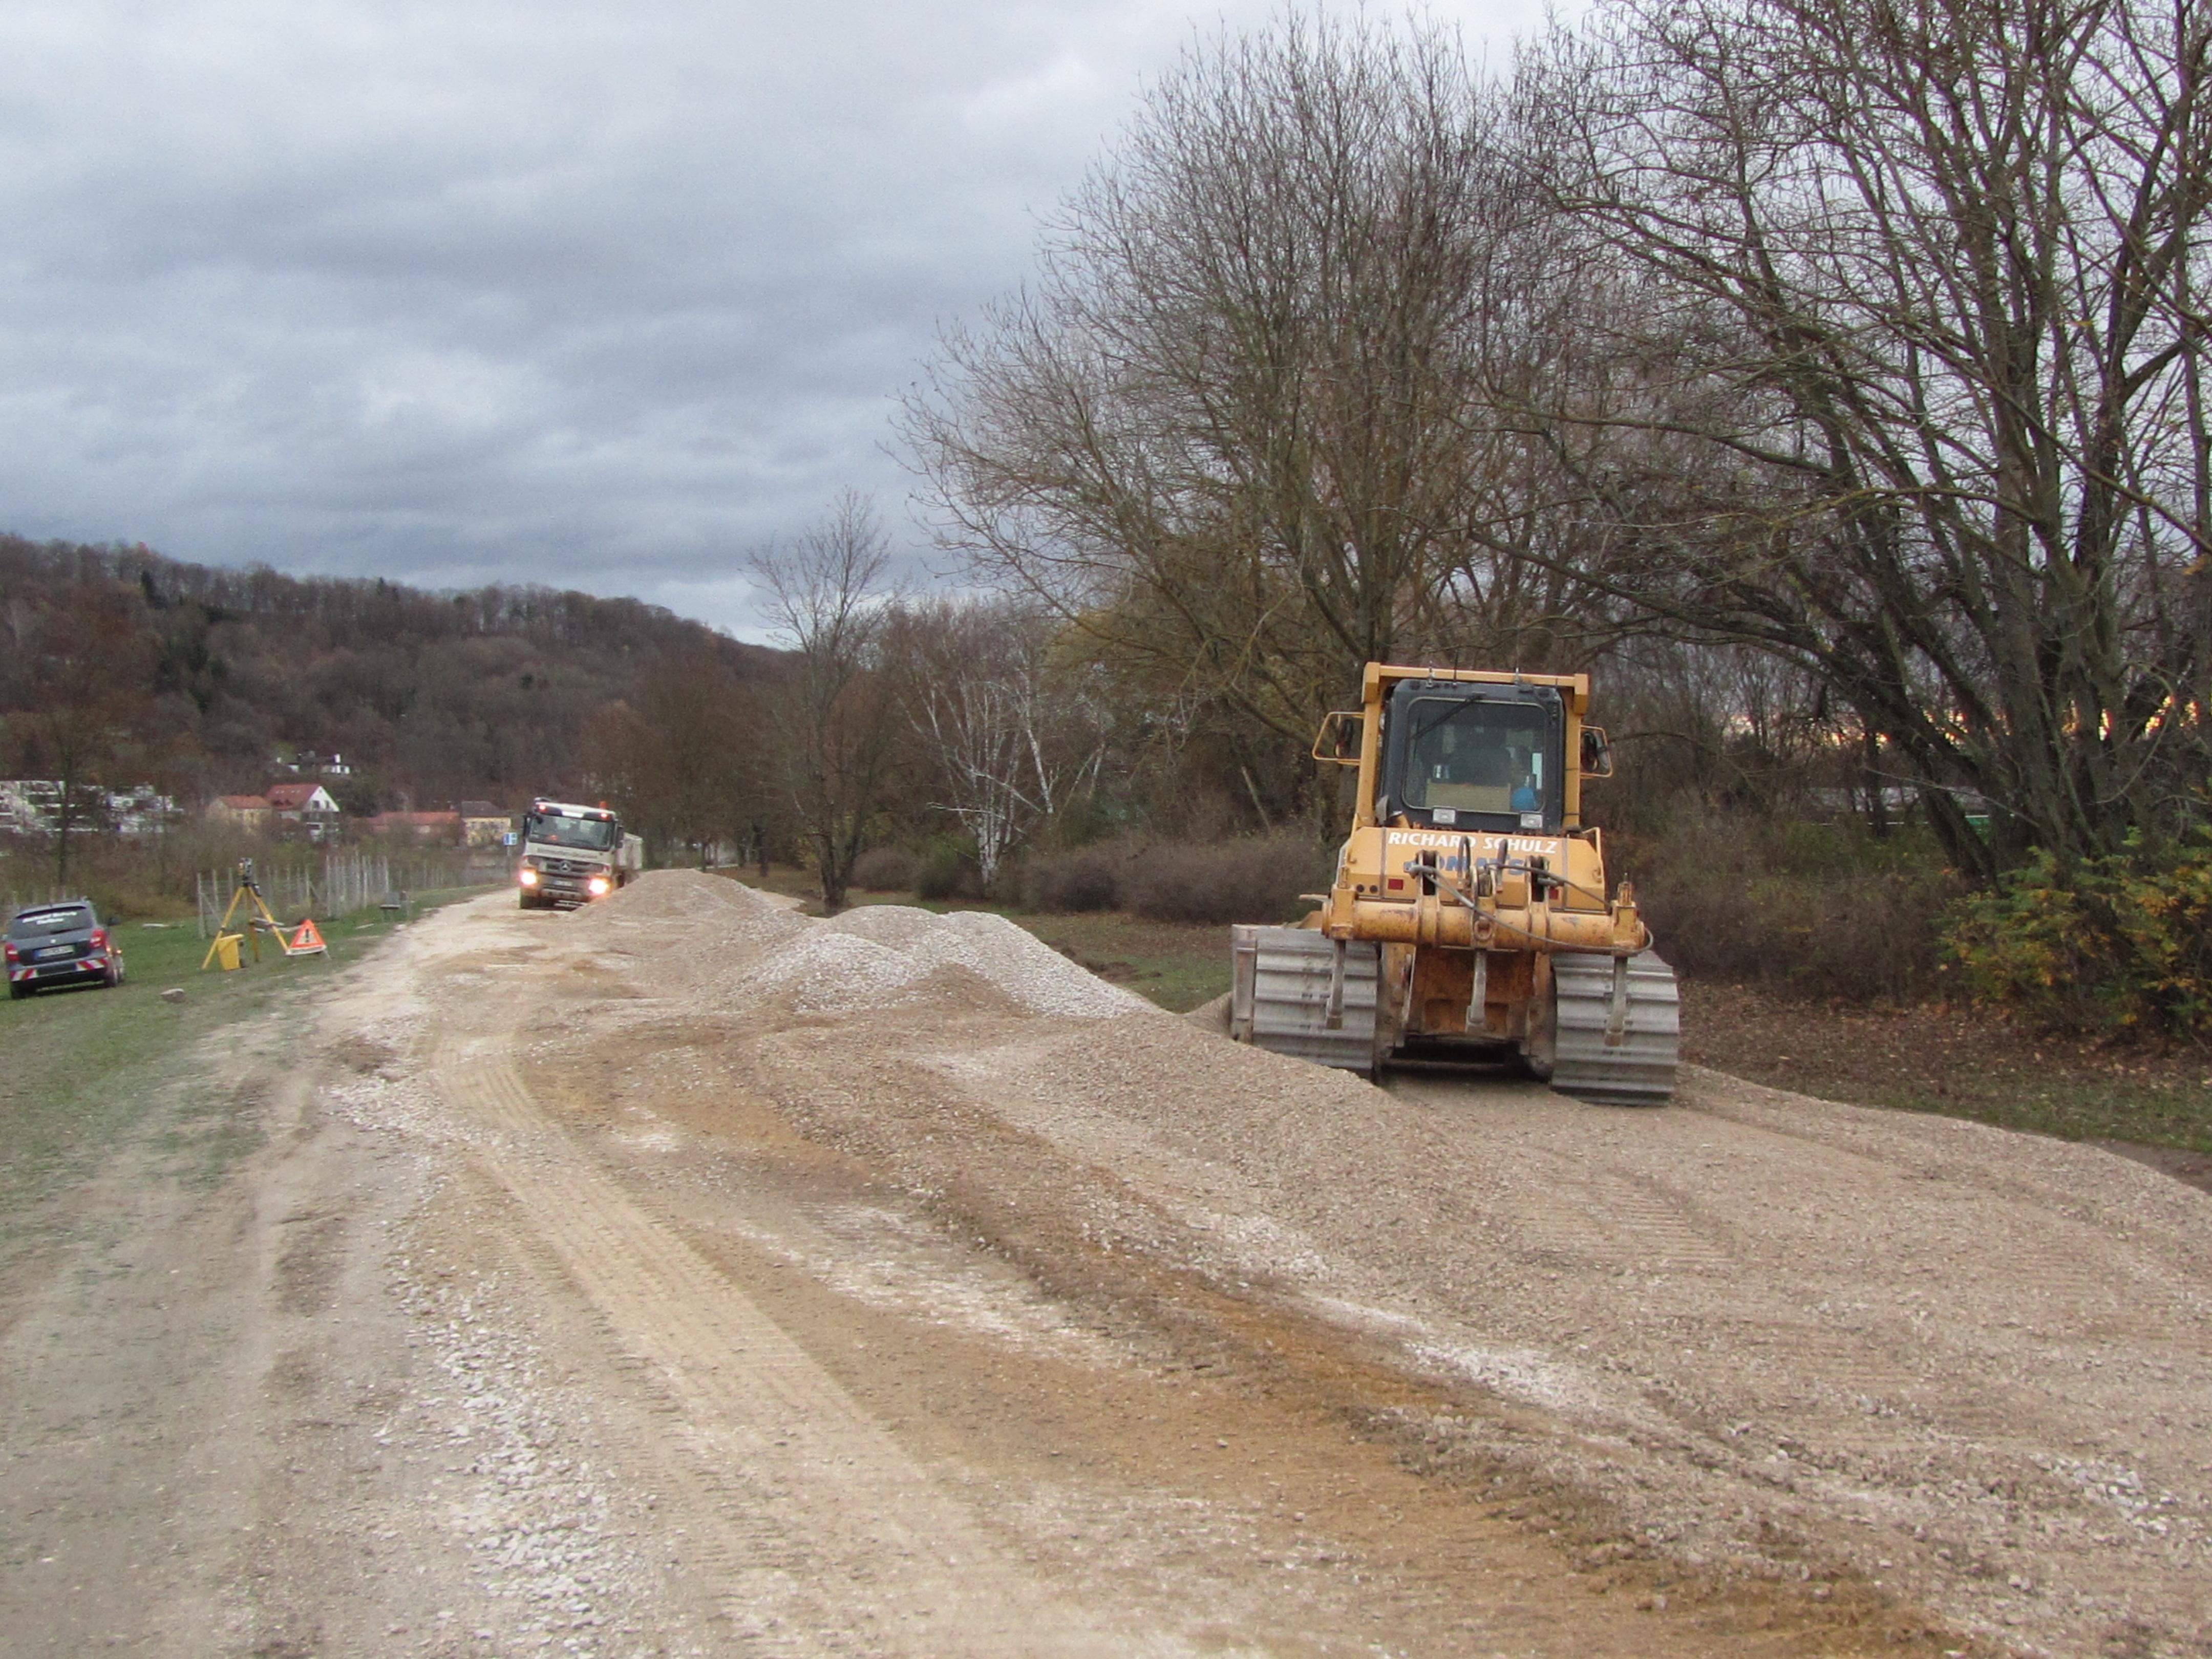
[
  {"x1": 1549, "y1": 950, "x2": 1680, "y2": 1105},
  {"x1": 1230, "y1": 925, "x2": 1380, "y2": 1076}
]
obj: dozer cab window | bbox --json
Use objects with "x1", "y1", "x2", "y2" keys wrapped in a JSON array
[{"x1": 1382, "y1": 685, "x2": 1562, "y2": 832}]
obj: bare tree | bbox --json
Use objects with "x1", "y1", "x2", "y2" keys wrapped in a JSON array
[
  {"x1": 750, "y1": 494, "x2": 900, "y2": 909},
  {"x1": 891, "y1": 598, "x2": 1108, "y2": 887},
  {"x1": 904, "y1": 12, "x2": 1617, "y2": 745},
  {"x1": 581, "y1": 646, "x2": 756, "y2": 865},
  {"x1": 1520, "y1": 0, "x2": 2212, "y2": 876}
]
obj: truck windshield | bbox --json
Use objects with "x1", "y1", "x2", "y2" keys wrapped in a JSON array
[
  {"x1": 525, "y1": 813, "x2": 616, "y2": 850},
  {"x1": 1393, "y1": 694, "x2": 1558, "y2": 825}
]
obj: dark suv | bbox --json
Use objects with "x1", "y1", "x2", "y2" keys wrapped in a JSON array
[{"x1": 5, "y1": 900, "x2": 125, "y2": 998}]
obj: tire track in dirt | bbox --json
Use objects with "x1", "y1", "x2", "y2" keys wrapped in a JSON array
[{"x1": 431, "y1": 1033, "x2": 1188, "y2": 1658}]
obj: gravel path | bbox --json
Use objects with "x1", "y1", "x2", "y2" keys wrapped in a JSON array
[
  {"x1": 16, "y1": 868, "x2": 2200, "y2": 1657},
  {"x1": 575, "y1": 872, "x2": 2211, "y2": 1657}
]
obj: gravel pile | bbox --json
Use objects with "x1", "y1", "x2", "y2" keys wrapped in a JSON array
[
  {"x1": 742, "y1": 930, "x2": 931, "y2": 1015},
  {"x1": 567, "y1": 871, "x2": 809, "y2": 995},
  {"x1": 564, "y1": 868, "x2": 774, "y2": 932},
  {"x1": 734, "y1": 903, "x2": 1150, "y2": 1021},
  {"x1": 571, "y1": 878, "x2": 1148, "y2": 1022}
]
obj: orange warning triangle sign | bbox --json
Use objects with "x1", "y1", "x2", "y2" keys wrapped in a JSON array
[{"x1": 288, "y1": 917, "x2": 326, "y2": 953}]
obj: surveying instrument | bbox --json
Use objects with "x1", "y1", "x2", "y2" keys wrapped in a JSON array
[{"x1": 201, "y1": 858, "x2": 327, "y2": 970}]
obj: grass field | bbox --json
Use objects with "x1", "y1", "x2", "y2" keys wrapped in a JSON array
[
  {"x1": 0, "y1": 889, "x2": 484, "y2": 1240},
  {"x1": 1685, "y1": 981, "x2": 2212, "y2": 1160}
]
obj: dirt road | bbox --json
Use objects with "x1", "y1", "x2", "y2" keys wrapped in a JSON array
[{"x1": 4, "y1": 873, "x2": 2206, "y2": 1657}]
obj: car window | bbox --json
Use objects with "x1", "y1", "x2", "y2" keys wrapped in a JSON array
[{"x1": 8, "y1": 906, "x2": 92, "y2": 938}]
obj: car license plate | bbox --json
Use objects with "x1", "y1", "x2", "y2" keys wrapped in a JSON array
[{"x1": 37, "y1": 946, "x2": 74, "y2": 959}]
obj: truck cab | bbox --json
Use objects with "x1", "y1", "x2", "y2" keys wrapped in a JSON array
[{"x1": 516, "y1": 799, "x2": 643, "y2": 909}]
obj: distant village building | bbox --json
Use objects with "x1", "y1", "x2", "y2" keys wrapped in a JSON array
[
  {"x1": 271, "y1": 749, "x2": 354, "y2": 778},
  {"x1": 365, "y1": 810, "x2": 462, "y2": 844},
  {"x1": 3, "y1": 780, "x2": 177, "y2": 837},
  {"x1": 105, "y1": 785, "x2": 180, "y2": 837},
  {"x1": 0, "y1": 780, "x2": 58, "y2": 836},
  {"x1": 205, "y1": 794, "x2": 274, "y2": 834},
  {"x1": 264, "y1": 781, "x2": 342, "y2": 842},
  {"x1": 456, "y1": 801, "x2": 513, "y2": 848}
]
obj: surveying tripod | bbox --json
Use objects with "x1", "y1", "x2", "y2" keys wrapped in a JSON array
[{"x1": 200, "y1": 858, "x2": 293, "y2": 969}]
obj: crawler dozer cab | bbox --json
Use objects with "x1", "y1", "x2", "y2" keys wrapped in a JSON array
[{"x1": 1229, "y1": 664, "x2": 1679, "y2": 1102}]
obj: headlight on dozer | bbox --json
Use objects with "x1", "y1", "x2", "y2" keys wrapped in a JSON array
[
  {"x1": 587, "y1": 876, "x2": 610, "y2": 896},
  {"x1": 518, "y1": 867, "x2": 540, "y2": 886}
]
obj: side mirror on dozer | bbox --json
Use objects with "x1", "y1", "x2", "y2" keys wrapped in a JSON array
[
  {"x1": 1311, "y1": 710, "x2": 1364, "y2": 765},
  {"x1": 1581, "y1": 726, "x2": 1615, "y2": 779}
]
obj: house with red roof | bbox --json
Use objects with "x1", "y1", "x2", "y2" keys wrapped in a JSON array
[{"x1": 264, "y1": 781, "x2": 341, "y2": 841}]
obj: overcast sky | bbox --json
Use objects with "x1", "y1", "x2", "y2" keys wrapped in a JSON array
[{"x1": 0, "y1": 0, "x2": 1547, "y2": 639}]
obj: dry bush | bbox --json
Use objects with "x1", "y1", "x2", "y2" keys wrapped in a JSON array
[
  {"x1": 1123, "y1": 833, "x2": 1331, "y2": 925},
  {"x1": 1026, "y1": 832, "x2": 1330, "y2": 922},
  {"x1": 915, "y1": 838, "x2": 987, "y2": 902},
  {"x1": 1625, "y1": 812, "x2": 1958, "y2": 1004},
  {"x1": 851, "y1": 846, "x2": 922, "y2": 892},
  {"x1": 1025, "y1": 842, "x2": 1131, "y2": 912}
]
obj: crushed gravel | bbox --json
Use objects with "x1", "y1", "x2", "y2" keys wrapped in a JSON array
[
  {"x1": 566, "y1": 871, "x2": 2212, "y2": 1658},
  {"x1": 580, "y1": 878, "x2": 1149, "y2": 1022}
]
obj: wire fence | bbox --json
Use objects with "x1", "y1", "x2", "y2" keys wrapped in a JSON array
[
  {"x1": 4, "y1": 846, "x2": 513, "y2": 933},
  {"x1": 192, "y1": 850, "x2": 512, "y2": 938}
]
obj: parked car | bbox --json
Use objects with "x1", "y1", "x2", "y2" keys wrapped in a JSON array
[{"x1": 5, "y1": 900, "x2": 125, "y2": 998}]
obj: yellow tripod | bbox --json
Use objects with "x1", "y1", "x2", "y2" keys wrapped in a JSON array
[{"x1": 201, "y1": 859, "x2": 289, "y2": 970}]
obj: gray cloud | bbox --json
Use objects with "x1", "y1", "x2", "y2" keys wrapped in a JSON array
[{"x1": 0, "y1": 0, "x2": 1546, "y2": 637}]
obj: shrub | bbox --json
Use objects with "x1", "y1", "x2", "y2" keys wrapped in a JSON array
[
  {"x1": 1628, "y1": 812, "x2": 1959, "y2": 1004},
  {"x1": 915, "y1": 837, "x2": 982, "y2": 902},
  {"x1": 1943, "y1": 829, "x2": 2212, "y2": 1034},
  {"x1": 851, "y1": 845, "x2": 922, "y2": 892},
  {"x1": 1121, "y1": 833, "x2": 1331, "y2": 926},
  {"x1": 1025, "y1": 843, "x2": 1129, "y2": 913}
]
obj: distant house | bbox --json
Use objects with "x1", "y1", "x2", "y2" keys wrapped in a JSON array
[
  {"x1": 206, "y1": 794, "x2": 273, "y2": 834},
  {"x1": 365, "y1": 810, "x2": 462, "y2": 844},
  {"x1": 271, "y1": 749, "x2": 353, "y2": 778},
  {"x1": 105, "y1": 786, "x2": 180, "y2": 837},
  {"x1": 4, "y1": 781, "x2": 177, "y2": 838},
  {"x1": 456, "y1": 801, "x2": 513, "y2": 848},
  {"x1": 264, "y1": 781, "x2": 342, "y2": 842}
]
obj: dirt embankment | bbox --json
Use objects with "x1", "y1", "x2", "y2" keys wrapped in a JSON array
[{"x1": 7, "y1": 869, "x2": 2206, "y2": 1657}]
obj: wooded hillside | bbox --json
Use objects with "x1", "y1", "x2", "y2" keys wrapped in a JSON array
[{"x1": 0, "y1": 534, "x2": 779, "y2": 814}]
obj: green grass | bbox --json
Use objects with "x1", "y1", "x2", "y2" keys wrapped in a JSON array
[
  {"x1": 1010, "y1": 911, "x2": 1231, "y2": 1012},
  {"x1": 1891, "y1": 1081, "x2": 2212, "y2": 1155},
  {"x1": 0, "y1": 887, "x2": 486, "y2": 1237},
  {"x1": 1682, "y1": 982, "x2": 2212, "y2": 1157}
]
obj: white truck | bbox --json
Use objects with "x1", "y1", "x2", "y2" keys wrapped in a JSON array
[{"x1": 515, "y1": 798, "x2": 645, "y2": 909}]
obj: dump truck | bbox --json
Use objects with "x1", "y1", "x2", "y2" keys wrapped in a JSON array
[
  {"x1": 516, "y1": 798, "x2": 644, "y2": 909},
  {"x1": 1229, "y1": 663, "x2": 1679, "y2": 1103}
]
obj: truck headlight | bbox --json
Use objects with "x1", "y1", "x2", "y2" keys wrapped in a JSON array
[
  {"x1": 587, "y1": 876, "x2": 610, "y2": 896},
  {"x1": 518, "y1": 868, "x2": 540, "y2": 886}
]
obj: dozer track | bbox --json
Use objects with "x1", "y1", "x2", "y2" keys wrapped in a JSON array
[
  {"x1": 1547, "y1": 950, "x2": 1680, "y2": 1106},
  {"x1": 1230, "y1": 925, "x2": 1380, "y2": 1076}
]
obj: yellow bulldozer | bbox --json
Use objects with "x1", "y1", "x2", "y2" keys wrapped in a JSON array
[{"x1": 1228, "y1": 663, "x2": 1679, "y2": 1103}]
